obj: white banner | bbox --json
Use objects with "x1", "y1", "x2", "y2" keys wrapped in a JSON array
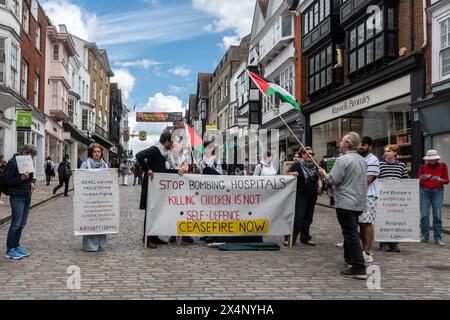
[
  {"x1": 375, "y1": 179, "x2": 420, "y2": 242},
  {"x1": 146, "y1": 174, "x2": 297, "y2": 237},
  {"x1": 73, "y1": 169, "x2": 120, "y2": 236}
]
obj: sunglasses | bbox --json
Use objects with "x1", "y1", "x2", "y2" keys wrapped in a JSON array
[{"x1": 303, "y1": 151, "x2": 315, "y2": 156}]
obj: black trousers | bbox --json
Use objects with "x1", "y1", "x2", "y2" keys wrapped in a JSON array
[
  {"x1": 336, "y1": 208, "x2": 365, "y2": 272},
  {"x1": 45, "y1": 172, "x2": 52, "y2": 185},
  {"x1": 293, "y1": 193, "x2": 317, "y2": 244},
  {"x1": 54, "y1": 178, "x2": 70, "y2": 196}
]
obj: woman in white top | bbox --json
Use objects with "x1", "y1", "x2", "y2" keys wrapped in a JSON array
[{"x1": 253, "y1": 151, "x2": 277, "y2": 176}]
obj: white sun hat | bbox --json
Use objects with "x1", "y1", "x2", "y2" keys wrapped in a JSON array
[{"x1": 423, "y1": 150, "x2": 442, "y2": 161}]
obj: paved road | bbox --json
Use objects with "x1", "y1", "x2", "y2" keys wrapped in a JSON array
[{"x1": 0, "y1": 185, "x2": 449, "y2": 300}]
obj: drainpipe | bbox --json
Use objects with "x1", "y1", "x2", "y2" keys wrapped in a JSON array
[
  {"x1": 410, "y1": 0, "x2": 415, "y2": 53},
  {"x1": 422, "y1": 0, "x2": 428, "y2": 50}
]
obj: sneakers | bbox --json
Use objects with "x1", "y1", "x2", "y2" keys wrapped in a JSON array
[
  {"x1": 336, "y1": 242, "x2": 344, "y2": 248},
  {"x1": 379, "y1": 243, "x2": 390, "y2": 252},
  {"x1": 435, "y1": 240, "x2": 445, "y2": 246},
  {"x1": 340, "y1": 268, "x2": 368, "y2": 280},
  {"x1": 5, "y1": 249, "x2": 24, "y2": 260},
  {"x1": 14, "y1": 247, "x2": 30, "y2": 257},
  {"x1": 363, "y1": 251, "x2": 374, "y2": 263},
  {"x1": 421, "y1": 238, "x2": 429, "y2": 243}
]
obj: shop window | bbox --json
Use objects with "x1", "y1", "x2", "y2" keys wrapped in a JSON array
[
  {"x1": 347, "y1": 5, "x2": 398, "y2": 76},
  {"x1": 308, "y1": 44, "x2": 334, "y2": 94}
]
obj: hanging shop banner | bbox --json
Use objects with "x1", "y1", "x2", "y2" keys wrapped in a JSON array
[
  {"x1": 73, "y1": 169, "x2": 120, "y2": 236},
  {"x1": 16, "y1": 111, "x2": 32, "y2": 132},
  {"x1": 374, "y1": 179, "x2": 420, "y2": 243},
  {"x1": 146, "y1": 173, "x2": 297, "y2": 237},
  {"x1": 136, "y1": 112, "x2": 183, "y2": 123}
]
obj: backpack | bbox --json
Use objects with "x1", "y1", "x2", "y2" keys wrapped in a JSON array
[
  {"x1": 58, "y1": 162, "x2": 72, "y2": 179},
  {"x1": 45, "y1": 161, "x2": 52, "y2": 172}
]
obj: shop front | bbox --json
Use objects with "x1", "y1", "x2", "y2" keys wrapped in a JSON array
[
  {"x1": 45, "y1": 117, "x2": 65, "y2": 165},
  {"x1": 308, "y1": 75, "x2": 413, "y2": 173}
]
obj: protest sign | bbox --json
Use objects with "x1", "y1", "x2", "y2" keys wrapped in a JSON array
[
  {"x1": 375, "y1": 179, "x2": 420, "y2": 242},
  {"x1": 16, "y1": 155, "x2": 35, "y2": 174},
  {"x1": 73, "y1": 169, "x2": 120, "y2": 236},
  {"x1": 146, "y1": 174, "x2": 297, "y2": 237}
]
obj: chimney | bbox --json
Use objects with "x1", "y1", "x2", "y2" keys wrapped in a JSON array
[{"x1": 59, "y1": 24, "x2": 68, "y2": 33}]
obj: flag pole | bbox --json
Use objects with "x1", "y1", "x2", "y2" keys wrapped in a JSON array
[{"x1": 262, "y1": 95, "x2": 321, "y2": 169}]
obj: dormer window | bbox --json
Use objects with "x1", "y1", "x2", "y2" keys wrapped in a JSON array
[{"x1": 303, "y1": 0, "x2": 331, "y2": 36}]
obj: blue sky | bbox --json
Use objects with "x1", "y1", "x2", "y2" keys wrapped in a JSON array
[{"x1": 41, "y1": 0, "x2": 255, "y2": 153}]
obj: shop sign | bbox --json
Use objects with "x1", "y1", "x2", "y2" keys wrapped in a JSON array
[
  {"x1": 17, "y1": 111, "x2": 32, "y2": 132},
  {"x1": 32, "y1": 118, "x2": 45, "y2": 136},
  {"x1": 136, "y1": 112, "x2": 183, "y2": 123},
  {"x1": 310, "y1": 75, "x2": 411, "y2": 126}
]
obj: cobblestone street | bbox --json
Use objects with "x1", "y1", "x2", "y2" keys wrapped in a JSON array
[{"x1": 0, "y1": 185, "x2": 449, "y2": 300}]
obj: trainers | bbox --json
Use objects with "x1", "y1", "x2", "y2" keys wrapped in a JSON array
[
  {"x1": 5, "y1": 249, "x2": 24, "y2": 260},
  {"x1": 340, "y1": 268, "x2": 367, "y2": 280},
  {"x1": 363, "y1": 251, "x2": 374, "y2": 263},
  {"x1": 421, "y1": 238, "x2": 429, "y2": 243},
  {"x1": 388, "y1": 245, "x2": 401, "y2": 253},
  {"x1": 336, "y1": 242, "x2": 344, "y2": 248},
  {"x1": 14, "y1": 247, "x2": 30, "y2": 257},
  {"x1": 435, "y1": 240, "x2": 445, "y2": 246},
  {"x1": 379, "y1": 243, "x2": 390, "y2": 252}
]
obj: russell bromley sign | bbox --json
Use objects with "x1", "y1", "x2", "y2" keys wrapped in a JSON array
[{"x1": 332, "y1": 94, "x2": 372, "y2": 116}]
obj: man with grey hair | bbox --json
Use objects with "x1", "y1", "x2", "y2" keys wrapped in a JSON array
[
  {"x1": 3, "y1": 145, "x2": 37, "y2": 260},
  {"x1": 319, "y1": 132, "x2": 368, "y2": 280}
]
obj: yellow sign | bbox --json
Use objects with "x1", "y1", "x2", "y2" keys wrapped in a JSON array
[
  {"x1": 177, "y1": 219, "x2": 269, "y2": 235},
  {"x1": 139, "y1": 130, "x2": 147, "y2": 141},
  {"x1": 206, "y1": 125, "x2": 218, "y2": 131}
]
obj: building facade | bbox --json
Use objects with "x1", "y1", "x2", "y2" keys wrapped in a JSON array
[{"x1": 109, "y1": 82, "x2": 122, "y2": 161}]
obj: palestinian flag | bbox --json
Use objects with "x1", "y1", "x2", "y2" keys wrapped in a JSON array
[
  {"x1": 186, "y1": 124, "x2": 204, "y2": 154},
  {"x1": 246, "y1": 70, "x2": 301, "y2": 111}
]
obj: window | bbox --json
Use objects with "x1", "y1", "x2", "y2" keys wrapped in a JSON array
[
  {"x1": 0, "y1": 0, "x2": 6, "y2": 6},
  {"x1": 100, "y1": 87, "x2": 103, "y2": 107},
  {"x1": 68, "y1": 99, "x2": 74, "y2": 122},
  {"x1": 35, "y1": 25, "x2": 41, "y2": 50},
  {"x1": 34, "y1": 75, "x2": 39, "y2": 107},
  {"x1": 440, "y1": 17, "x2": 450, "y2": 77},
  {"x1": 62, "y1": 50, "x2": 68, "y2": 68},
  {"x1": 303, "y1": 0, "x2": 331, "y2": 35},
  {"x1": 93, "y1": 80, "x2": 97, "y2": 101},
  {"x1": 308, "y1": 44, "x2": 334, "y2": 94},
  {"x1": 53, "y1": 44, "x2": 59, "y2": 61},
  {"x1": 0, "y1": 38, "x2": 5, "y2": 83},
  {"x1": 21, "y1": 60, "x2": 28, "y2": 98},
  {"x1": 12, "y1": 0, "x2": 19, "y2": 19},
  {"x1": 82, "y1": 109, "x2": 88, "y2": 131},
  {"x1": 23, "y1": 4, "x2": 29, "y2": 34},
  {"x1": 280, "y1": 65, "x2": 294, "y2": 95},
  {"x1": 249, "y1": 102, "x2": 260, "y2": 125},
  {"x1": 347, "y1": 6, "x2": 397, "y2": 75},
  {"x1": 52, "y1": 81, "x2": 58, "y2": 107},
  {"x1": 281, "y1": 15, "x2": 292, "y2": 38},
  {"x1": 10, "y1": 44, "x2": 18, "y2": 91}
]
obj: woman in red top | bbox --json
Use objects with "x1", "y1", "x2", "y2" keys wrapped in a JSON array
[{"x1": 418, "y1": 150, "x2": 449, "y2": 246}]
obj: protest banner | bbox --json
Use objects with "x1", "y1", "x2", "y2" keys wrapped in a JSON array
[
  {"x1": 16, "y1": 155, "x2": 35, "y2": 174},
  {"x1": 146, "y1": 173, "x2": 297, "y2": 238},
  {"x1": 73, "y1": 169, "x2": 120, "y2": 236},
  {"x1": 375, "y1": 179, "x2": 420, "y2": 242}
]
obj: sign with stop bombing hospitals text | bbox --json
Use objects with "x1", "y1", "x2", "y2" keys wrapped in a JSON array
[
  {"x1": 146, "y1": 173, "x2": 297, "y2": 237},
  {"x1": 375, "y1": 179, "x2": 420, "y2": 242},
  {"x1": 73, "y1": 169, "x2": 120, "y2": 236}
]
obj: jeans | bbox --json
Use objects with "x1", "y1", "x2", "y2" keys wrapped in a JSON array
[
  {"x1": 134, "y1": 176, "x2": 142, "y2": 185},
  {"x1": 54, "y1": 178, "x2": 70, "y2": 196},
  {"x1": 45, "y1": 172, "x2": 52, "y2": 185},
  {"x1": 420, "y1": 188, "x2": 443, "y2": 241},
  {"x1": 336, "y1": 208, "x2": 365, "y2": 272},
  {"x1": 6, "y1": 195, "x2": 31, "y2": 253}
]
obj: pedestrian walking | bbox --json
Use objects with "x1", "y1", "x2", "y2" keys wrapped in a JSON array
[
  {"x1": 3, "y1": 145, "x2": 37, "y2": 260},
  {"x1": 287, "y1": 147, "x2": 322, "y2": 247},
  {"x1": 133, "y1": 162, "x2": 143, "y2": 186},
  {"x1": 80, "y1": 143, "x2": 110, "y2": 252},
  {"x1": 419, "y1": 150, "x2": 448, "y2": 246},
  {"x1": 136, "y1": 131, "x2": 188, "y2": 249},
  {"x1": 53, "y1": 156, "x2": 72, "y2": 197},
  {"x1": 319, "y1": 132, "x2": 368, "y2": 280},
  {"x1": 119, "y1": 160, "x2": 130, "y2": 186},
  {"x1": 379, "y1": 144, "x2": 409, "y2": 252},
  {"x1": 44, "y1": 157, "x2": 54, "y2": 186},
  {"x1": 0, "y1": 154, "x2": 7, "y2": 204},
  {"x1": 358, "y1": 137, "x2": 380, "y2": 263}
]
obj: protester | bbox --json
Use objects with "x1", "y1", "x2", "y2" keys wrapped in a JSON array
[
  {"x1": 3, "y1": 145, "x2": 37, "y2": 260},
  {"x1": 0, "y1": 154, "x2": 7, "y2": 204},
  {"x1": 136, "y1": 131, "x2": 187, "y2": 249},
  {"x1": 53, "y1": 156, "x2": 72, "y2": 197},
  {"x1": 253, "y1": 150, "x2": 277, "y2": 177},
  {"x1": 119, "y1": 159, "x2": 130, "y2": 186},
  {"x1": 318, "y1": 132, "x2": 368, "y2": 280},
  {"x1": 133, "y1": 162, "x2": 143, "y2": 186},
  {"x1": 243, "y1": 158, "x2": 250, "y2": 176},
  {"x1": 293, "y1": 152, "x2": 301, "y2": 162},
  {"x1": 166, "y1": 141, "x2": 189, "y2": 173},
  {"x1": 357, "y1": 137, "x2": 379, "y2": 263},
  {"x1": 80, "y1": 143, "x2": 110, "y2": 252},
  {"x1": 419, "y1": 150, "x2": 448, "y2": 246},
  {"x1": 198, "y1": 141, "x2": 223, "y2": 175},
  {"x1": 44, "y1": 157, "x2": 54, "y2": 186},
  {"x1": 287, "y1": 147, "x2": 321, "y2": 247},
  {"x1": 379, "y1": 144, "x2": 409, "y2": 252}
]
